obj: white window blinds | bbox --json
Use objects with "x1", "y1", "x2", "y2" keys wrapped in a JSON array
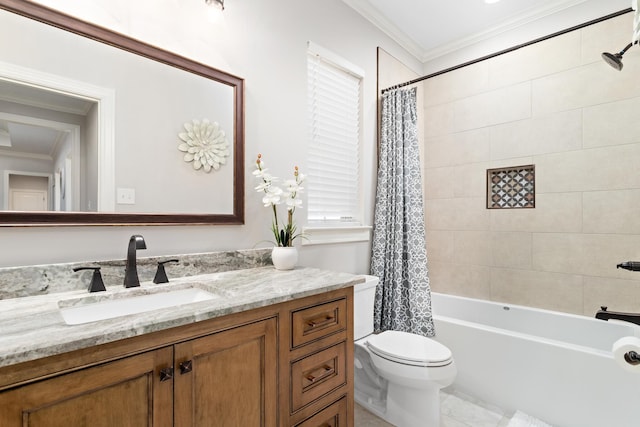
[{"x1": 307, "y1": 44, "x2": 362, "y2": 225}]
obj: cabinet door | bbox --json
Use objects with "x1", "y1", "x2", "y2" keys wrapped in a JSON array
[
  {"x1": 0, "y1": 347, "x2": 173, "y2": 427},
  {"x1": 174, "y1": 317, "x2": 278, "y2": 427},
  {"x1": 295, "y1": 397, "x2": 348, "y2": 427}
]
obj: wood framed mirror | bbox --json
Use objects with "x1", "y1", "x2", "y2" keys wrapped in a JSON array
[{"x1": 0, "y1": 0, "x2": 244, "y2": 225}]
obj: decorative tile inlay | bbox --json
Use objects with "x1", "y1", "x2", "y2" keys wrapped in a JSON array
[{"x1": 486, "y1": 165, "x2": 535, "y2": 209}]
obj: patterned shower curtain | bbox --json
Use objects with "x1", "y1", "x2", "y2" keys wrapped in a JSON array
[{"x1": 370, "y1": 87, "x2": 435, "y2": 337}]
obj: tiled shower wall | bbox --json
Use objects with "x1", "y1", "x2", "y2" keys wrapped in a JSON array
[{"x1": 423, "y1": 13, "x2": 640, "y2": 316}]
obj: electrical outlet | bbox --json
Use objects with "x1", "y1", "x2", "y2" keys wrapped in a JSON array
[{"x1": 116, "y1": 188, "x2": 135, "y2": 205}]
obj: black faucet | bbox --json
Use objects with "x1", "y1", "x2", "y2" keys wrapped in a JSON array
[
  {"x1": 153, "y1": 259, "x2": 179, "y2": 284},
  {"x1": 73, "y1": 266, "x2": 106, "y2": 293},
  {"x1": 595, "y1": 306, "x2": 640, "y2": 326},
  {"x1": 617, "y1": 261, "x2": 640, "y2": 271},
  {"x1": 124, "y1": 235, "x2": 147, "y2": 288}
]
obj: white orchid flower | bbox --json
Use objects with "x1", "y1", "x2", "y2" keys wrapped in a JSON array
[
  {"x1": 262, "y1": 186, "x2": 283, "y2": 207},
  {"x1": 286, "y1": 197, "x2": 303, "y2": 211}
]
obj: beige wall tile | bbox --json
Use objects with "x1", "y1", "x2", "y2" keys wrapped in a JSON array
[
  {"x1": 535, "y1": 143, "x2": 640, "y2": 193},
  {"x1": 421, "y1": 15, "x2": 640, "y2": 317},
  {"x1": 453, "y1": 82, "x2": 531, "y2": 132},
  {"x1": 489, "y1": 31, "x2": 581, "y2": 89},
  {"x1": 423, "y1": 61, "x2": 489, "y2": 107},
  {"x1": 490, "y1": 268, "x2": 583, "y2": 314},
  {"x1": 452, "y1": 92, "x2": 491, "y2": 132},
  {"x1": 532, "y1": 56, "x2": 640, "y2": 116},
  {"x1": 583, "y1": 189, "x2": 640, "y2": 234},
  {"x1": 490, "y1": 109, "x2": 582, "y2": 160},
  {"x1": 583, "y1": 96, "x2": 640, "y2": 148},
  {"x1": 491, "y1": 232, "x2": 532, "y2": 269},
  {"x1": 532, "y1": 233, "x2": 640, "y2": 278},
  {"x1": 452, "y1": 162, "x2": 489, "y2": 199},
  {"x1": 490, "y1": 193, "x2": 582, "y2": 233},
  {"x1": 424, "y1": 103, "x2": 455, "y2": 138},
  {"x1": 488, "y1": 156, "x2": 534, "y2": 169},
  {"x1": 426, "y1": 230, "x2": 454, "y2": 263},
  {"x1": 584, "y1": 275, "x2": 640, "y2": 315},
  {"x1": 581, "y1": 13, "x2": 634, "y2": 66},
  {"x1": 428, "y1": 261, "x2": 491, "y2": 299},
  {"x1": 426, "y1": 197, "x2": 490, "y2": 231},
  {"x1": 424, "y1": 128, "x2": 490, "y2": 168},
  {"x1": 424, "y1": 166, "x2": 455, "y2": 200},
  {"x1": 378, "y1": 48, "x2": 419, "y2": 90},
  {"x1": 453, "y1": 230, "x2": 492, "y2": 266}
]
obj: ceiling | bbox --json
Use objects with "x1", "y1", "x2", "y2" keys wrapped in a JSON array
[
  {"x1": 341, "y1": 0, "x2": 631, "y2": 62},
  {"x1": 0, "y1": 80, "x2": 94, "y2": 159}
]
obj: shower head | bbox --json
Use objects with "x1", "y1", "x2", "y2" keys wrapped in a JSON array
[
  {"x1": 602, "y1": 51, "x2": 624, "y2": 70},
  {"x1": 602, "y1": 42, "x2": 634, "y2": 71}
]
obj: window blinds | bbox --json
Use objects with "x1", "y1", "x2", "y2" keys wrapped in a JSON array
[{"x1": 307, "y1": 50, "x2": 361, "y2": 224}]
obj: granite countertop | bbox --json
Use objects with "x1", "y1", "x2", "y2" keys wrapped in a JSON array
[{"x1": 0, "y1": 266, "x2": 362, "y2": 368}]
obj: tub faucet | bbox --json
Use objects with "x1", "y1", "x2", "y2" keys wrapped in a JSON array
[
  {"x1": 617, "y1": 261, "x2": 640, "y2": 271},
  {"x1": 124, "y1": 234, "x2": 147, "y2": 288},
  {"x1": 595, "y1": 306, "x2": 640, "y2": 326}
]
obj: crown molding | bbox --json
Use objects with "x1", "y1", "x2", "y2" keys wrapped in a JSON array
[
  {"x1": 341, "y1": 0, "x2": 425, "y2": 60},
  {"x1": 341, "y1": 0, "x2": 589, "y2": 63},
  {"x1": 420, "y1": 0, "x2": 590, "y2": 62}
]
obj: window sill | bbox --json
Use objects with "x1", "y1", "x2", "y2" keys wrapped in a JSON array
[{"x1": 301, "y1": 225, "x2": 372, "y2": 246}]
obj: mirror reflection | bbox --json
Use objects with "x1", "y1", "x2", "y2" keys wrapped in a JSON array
[
  {"x1": 0, "y1": 1, "x2": 244, "y2": 225},
  {"x1": 0, "y1": 80, "x2": 98, "y2": 212}
]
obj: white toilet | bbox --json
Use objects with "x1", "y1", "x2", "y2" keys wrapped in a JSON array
[{"x1": 354, "y1": 275, "x2": 456, "y2": 427}]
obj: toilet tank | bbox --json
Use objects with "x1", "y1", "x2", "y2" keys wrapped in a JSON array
[{"x1": 354, "y1": 275, "x2": 379, "y2": 340}]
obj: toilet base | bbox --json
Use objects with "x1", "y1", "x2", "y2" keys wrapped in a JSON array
[
  {"x1": 385, "y1": 382, "x2": 441, "y2": 427},
  {"x1": 356, "y1": 377, "x2": 443, "y2": 427},
  {"x1": 354, "y1": 337, "x2": 454, "y2": 427}
]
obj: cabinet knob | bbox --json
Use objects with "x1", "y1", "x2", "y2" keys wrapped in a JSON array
[
  {"x1": 159, "y1": 366, "x2": 174, "y2": 382},
  {"x1": 179, "y1": 360, "x2": 193, "y2": 374}
]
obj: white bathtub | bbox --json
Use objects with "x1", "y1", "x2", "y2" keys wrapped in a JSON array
[{"x1": 431, "y1": 292, "x2": 640, "y2": 427}]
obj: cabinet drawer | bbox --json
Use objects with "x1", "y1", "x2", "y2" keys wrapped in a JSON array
[
  {"x1": 291, "y1": 342, "x2": 347, "y2": 412},
  {"x1": 291, "y1": 298, "x2": 347, "y2": 348},
  {"x1": 294, "y1": 396, "x2": 348, "y2": 427}
]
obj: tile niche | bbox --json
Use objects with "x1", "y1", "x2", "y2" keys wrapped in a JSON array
[{"x1": 486, "y1": 165, "x2": 535, "y2": 209}]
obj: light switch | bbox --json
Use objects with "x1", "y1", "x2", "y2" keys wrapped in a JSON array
[{"x1": 117, "y1": 188, "x2": 135, "y2": 205}]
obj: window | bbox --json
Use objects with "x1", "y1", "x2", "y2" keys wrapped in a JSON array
[{"x1": 304, "y1": 42, "x2": 369, "y2": 245}]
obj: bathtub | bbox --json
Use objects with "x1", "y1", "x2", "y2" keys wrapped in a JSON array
[{"x1": 431, "y1": 292, "x2": 640, "y2": 427}]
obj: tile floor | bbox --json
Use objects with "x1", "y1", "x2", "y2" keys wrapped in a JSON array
[{"x1": 355, "y1": 389, "x2": 512, "y2": 427}]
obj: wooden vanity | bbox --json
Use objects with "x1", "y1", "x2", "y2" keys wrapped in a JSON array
[{"x1": 0, "y1": 267, "x2": 357, "y2": 427}]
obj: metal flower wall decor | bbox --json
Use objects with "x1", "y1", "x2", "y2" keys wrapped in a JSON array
[{"x1": 178, "y1": 119, "x2": 230, "y2": 172}]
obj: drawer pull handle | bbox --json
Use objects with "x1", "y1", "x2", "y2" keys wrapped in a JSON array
[
  {"x1": 307, "y1": 315, "x2": 335, "y2": 329},
  {"x1": 159, "y1": 366, "x2": 174, "y2": 382},
  {"x1": 179, "y1": 360, "x2": 193, "y2": 374},
  {"x1": 305, "y1": 365, "x2": 335, "y2": 384}
]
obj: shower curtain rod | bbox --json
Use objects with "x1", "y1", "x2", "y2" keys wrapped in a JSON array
[{"x1": 381, "y1": 7, "x2": 633, "y2": 94}]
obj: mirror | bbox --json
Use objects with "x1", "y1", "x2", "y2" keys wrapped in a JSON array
[{"x1": 0, "y1": 0, "x2": 244, "y2": 225}]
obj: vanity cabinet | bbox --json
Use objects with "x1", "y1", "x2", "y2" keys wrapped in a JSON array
[
  {"x1": 0, "y1": 347, "x2": 174, "y2": 427},
  {"x1": 0, "y1": 287, "x2": 353, "y2": 427},
  {"x1": 0, "y1": 318, "x2": 277, "y2": 427},
  {"x1": 174, "y1": 318, "x2": 278, "y2": 426},
  {"x1": 284, "y1": 296, "x2": 353, "y2": 426}
]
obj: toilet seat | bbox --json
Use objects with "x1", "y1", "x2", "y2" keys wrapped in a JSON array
[{"x1": 366, "y1": 330, "x2": 453, "y2": 367}]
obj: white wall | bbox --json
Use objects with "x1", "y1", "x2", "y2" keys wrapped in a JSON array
[{"x1": 0, "y1": 0, "x2": 417, "y2": 270}]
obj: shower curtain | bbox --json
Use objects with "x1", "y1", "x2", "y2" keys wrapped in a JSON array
[{"x1": 370, "y1": 87, "x2": 435, "y2": 337}]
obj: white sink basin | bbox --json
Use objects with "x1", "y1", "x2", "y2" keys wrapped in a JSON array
[{"x1": 60, "y1": 288, "x2": 218, "y2": 325}]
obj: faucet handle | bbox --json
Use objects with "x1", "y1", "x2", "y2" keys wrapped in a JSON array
[
  {"x1": 73, "y1": 266, "x2": 106, "y2": 293},
  {"x1": 153, "y1": 259, "x2": 179, "y2": 284}
]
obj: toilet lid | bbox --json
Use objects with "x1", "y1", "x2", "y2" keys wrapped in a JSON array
[{"x1": 366, "y1": 330, "x2": 452, "y2": 367}]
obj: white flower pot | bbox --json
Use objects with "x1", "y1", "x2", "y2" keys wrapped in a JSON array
[{"x1": 271, "y1": 246, "x2": 298, "y2": 270}]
